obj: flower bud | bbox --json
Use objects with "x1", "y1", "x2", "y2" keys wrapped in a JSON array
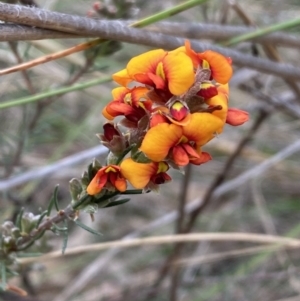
[
  {"x1": 98, "y1": 123, "x2": 127, "y2": 156},
  {"x1": 21, "y1": 213, "x2": 40, "y2": 235},
  {"x1": 226, "y1": 108, "x2": 249, "y2": 126},
  {"x1": 69, "y1": 178, "x2": 83, "y2": 202},
  {"x1": 169, "y1": 101, "x2": 189, "y2": 121}
]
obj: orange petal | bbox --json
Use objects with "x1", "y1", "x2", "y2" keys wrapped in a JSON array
[
  {"x1": 127, "y1": 49, "x2": 167, "y2": 77},
  {"x1": 140, "y1": 123, "x2": 183, "y2": 162},
  {"x1": 150, "y1": 112, "x2": 169, "y2": 127},
  {"x1": 120, "y1": 158, "x2": 157, "y2": 189},
  {"x1": 172, "y1": 145, "x2": 190, "y2": 166},
  {"x1": 226, "y1": 108, "x2": 249, "y2": 126},
  {"x1": 183, "y1": 112, "x2": 224, "y2": 146},
  {"x1": 163, "y1": 52, "x2": 195, "y2": 95},
  {"x1": 199, "y1": 50, "x2": 233, "y2": 84},
  {"x1": 131, "y1": 86, "x2": 150, "y2": 103},
  {"x1": 147, "y1": 72, "x2": 167, "y2": 90},
  {"x1": 183, "y1": 40, "x2": 200, "y2": 67},
  {"x1": 190, "y1": 151, "x2": 212, "y2": 165},
  {"x1": 102, "y1": 106, "x2": 115, "y2": 120},
  {"x1": 112, "y1": 69, "x2": 132, "y2": 87},
  {"x1": 114, "y1": 177, "x2": 127, "y2": 192},
  {"x1": 105, "y1": 102, "x2": 135, "y2": 117},
  {"x1": 87, "y1": 171, "x2": 107, "y2": 195}
]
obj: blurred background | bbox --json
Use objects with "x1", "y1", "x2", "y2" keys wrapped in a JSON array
[{"x1": 0, "y1": 0, "x2": 300, "y2": 300}]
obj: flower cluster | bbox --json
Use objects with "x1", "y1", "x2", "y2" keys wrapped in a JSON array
[{"x1": 86, "y1": 41, "x2": 249, "y2": 196}]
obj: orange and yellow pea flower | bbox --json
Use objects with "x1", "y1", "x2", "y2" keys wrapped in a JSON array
[
  {"x1": 102, "y1": 86, "x2": 152, "y2": 123},
  {"x1": 98, "y1": 43, "x2": 248, "y2": 191},
  {"x1": 112, "y1": 49, "x2": 195, "y2": 96},
  {"x1": 87, "y1": 165, "x2": 127, "y2": 196},
  {"x1": 173, "y1": 40, "x2": 233, "y2": 85},
  {"x1": 139, "y1": 111, "x2": 223, "y2": 166},
  {"x1": 120, "y1": 158, "x2": 171, "y2": 189}
]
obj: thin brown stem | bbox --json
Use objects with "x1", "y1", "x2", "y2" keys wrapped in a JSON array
[
  {"x1": 184, "y1": 109, "x2": 269, "y2": 233},
  {"x1": 4, "y1": 42, "x2": 36, "y2": 177},
  {"x1": 169, "y1": 164, "x2": 192, "y2": 301},
  {"x1": 148, "y1": 109, "x2": 270, "y2": 298},
  {"x1": 0, "y1": 5, "x2": 300, "y2": 79}
]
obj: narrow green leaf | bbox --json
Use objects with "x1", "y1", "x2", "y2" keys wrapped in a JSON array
[
  {"x1": 15, "y1": 207, "x2": 24, "y2": 230},
  {"x1": 53, "y1": 185, "x2": 60, "y2": 212},
  {"x1": 121, "y1": 189, "x2": 144, "y2": 195},
  {"x1": 35, "y1": 210, "x2": 48, "y2": 228},
  {"x1": 104, "y1": 198, "x2": 131, "y2": 208},
  {"x1": 47, "y1": 192, "x2": 55, "y2": 217},
  {"x1": 72, "y1": 194, "x2": 92, "y2": 210},
  {"x1": 87, "y1": 163, "x2": 95, "y2": 182},
  {"x1": 5, "y1": 268, "x2": 18, "y2": 277},
  {"x1": 94, "y1": 191, "x2": 120, "y2": 203},
  {"x1": 17, "y1": 229, "x2": 46, "y2": 251},
  {"x1": 61, "y1": 220, "x2": 69, "y2": 255},
  {"x1": 74, "y1": 219, "x2": 102, "y2": 236}
]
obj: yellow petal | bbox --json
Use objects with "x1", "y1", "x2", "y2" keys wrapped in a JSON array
[
  {"x1": 140, "y1": 123, "x2": 183, "y2": 162},
  {"x1": 127, "y1": 49, "x2": 167, "y2": 77},
  {"x1": 111, "y1": 86, "x2": 128, "y2": 100},
  {"x1": 183, "y1": 113, "x2": 224, "y2": 146},
  {"x1": 112, "y1": 69, "x2": 132, "y2": 87},
  {"x1": 120, "y1": 158, "x2": 157, "y2": 189},
  {"x1": 205, "y1": 84, "x2": 229, "y2": 122},
  {"x1": 163, "y1": 52, "x2": 195, "y2": 95}
]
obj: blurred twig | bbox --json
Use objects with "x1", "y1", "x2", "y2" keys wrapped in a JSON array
[
  {"x1": 1, "y1": 23, "x2": 300, "y2": 49},
  {"x1": 0, "y1": 5, "x2": 300, "y2": 79},
  {"x1": 51, "y1": 138, "x2": 300, "y2": 301},
  {"x1": 174, "y1": 245, "x2": 289, "y2": 267},
  {"x1": 185, "y1": 109, "x2": 269, "y2": 232},
  {"x1": 170, "y1": 164, "x2": 192, "y2": 301},
  {"x1": 0, "y1": 145, "x2": 107, "y2": 191},
  {"x1": 149, "y1": 109, "x2": 270, "y2": 296},
  {"x1": 18, "y1": 232, "x2": 300, "y2": 264}
]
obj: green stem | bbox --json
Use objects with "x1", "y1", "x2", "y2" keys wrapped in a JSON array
[
  {"x1": 0, "y1": 77, "x2": 111, "y2": 110},
  {"x1": 116, "y1": 145, "x2": 134, "y2": 165},
  {"x1": 130, "y1": 0, "x2": 209, "y2": 28},
  {"x1": 223, "y1": 17, "x2": 300, "y2": 46},
  {"x1": 72, "y1": 194, "x2": 92, "y2": 210}
]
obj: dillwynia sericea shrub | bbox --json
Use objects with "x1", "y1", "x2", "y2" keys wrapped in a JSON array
[{"x1": 0, "y1": 41, "x2": 249, "y2": 296}]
